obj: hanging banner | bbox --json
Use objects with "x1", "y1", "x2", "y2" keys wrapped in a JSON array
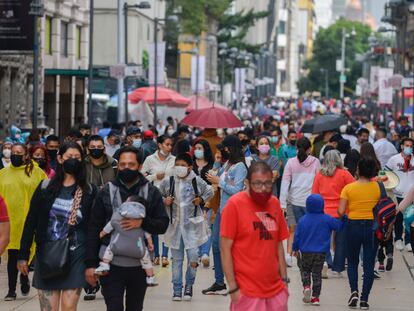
[
  {"x1": 235, "y1": 68, "x2": 246, "y2": 95},
  {"x1": 191, "y1": 55, "x2": 206, "y2": 92},
  {"x1": 378, "y1": 67, "x2": 393, "y2": 106},
  {"x1": 148, "y1": 41, "x2": 165, "y2": 86},
  {"x1": 370, "y1": 66, "x2": 379, "y2": 93},
  {"x1": 0, "y1": 0, "x2": 34, "y2": 51}
]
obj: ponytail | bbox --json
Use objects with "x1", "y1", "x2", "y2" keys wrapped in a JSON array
[{"x1": 296, "y1": 137, "x2": 311, "y2": 163}]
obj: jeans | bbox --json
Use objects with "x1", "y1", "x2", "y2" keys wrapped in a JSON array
[
  {"x1": 292, "y1": 205, "x2": 306, "y2": 223},
  {"x1": 199, "y1": 209, "x2": 212, "y2": 257},
  {"x1": 332, "y1": 225, "x2": 347, "y2": 273},
  {"x1": 345, "y1": 220, "x2": 378, "y2": 302},
  {"x1": 171, "y1": 237, "x2": 199, "y2": 295},
  {"x1": 212, "y1": 211, "x2": 225, "y2": 284},
  {"x1": 153, "y1": 234, "x2": 169, "y2": 258},
  {"x1": 395, "y1": 198, "x2": 409, "y2": 244},
  {"x1": 100, "y1": 265, "x2": 147, "y2": 311}
]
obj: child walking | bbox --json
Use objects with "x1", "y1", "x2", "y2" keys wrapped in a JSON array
[{"x1": 293, "y1": 194, "x2": 345, "y2": 306}]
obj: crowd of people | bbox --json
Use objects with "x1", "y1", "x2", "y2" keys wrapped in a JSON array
[{"x1": 0, "y1": 99, "x2": 413, "y2": 311}]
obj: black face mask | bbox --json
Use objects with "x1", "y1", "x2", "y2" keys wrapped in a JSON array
[
  {"x1": 221, "y1": 149, "x2": 230, "y2": 162},
  {"x1": 35, "y1": 158, "x2": 47, "y2": 169},
  {"x1": 47, "y1": 149, "x2": 58, "y2": 160},
  {"x1": 63, "y1": 158, "x2": 82, "y2": 175},
  {"x1": 118, "y1": 168, "x2": 140, "y2": 184},
  {"x1": 241, "y1": 139, "x2": 250, "y2": 147},
  {"x1": 10, "y1": 154, "x2": 24, "y2": 167},
  {"x1": 289, "y1": 140, "x2": 297, "y2": 146},
  {"x1": 89, "y1": 148, "x2": 104, "y2": 160}
]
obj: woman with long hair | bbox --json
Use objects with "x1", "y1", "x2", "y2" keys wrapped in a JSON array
[
  {"x1": 18, "y1": 142, "x2": 96, "y2": 310},
  {"x1": 279, "y1": 137, "x2": 320, "y2": 266},
  {"x1": 312, "y1": 150, "x2": 354, "y2": 277},
  {"x1": 203, "y1": 135, "x2": 248, "y2": 295},
  {"x1": 359, "y1": 142, "x2": 381, "y2": 176},
  {"x1": 0, "y1": 143, "x2": 47, "y2": 300},
  {"x1": 30, "y1": 144, "x2": 55, "y2": 178}
]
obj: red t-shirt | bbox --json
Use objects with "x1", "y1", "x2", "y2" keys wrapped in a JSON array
[
  {"x1": 0, "y1": 196, "x2": 9, "y2": 223},
  {"x1": 220, "y1": 192, "x2": 289, "y2": 298}
]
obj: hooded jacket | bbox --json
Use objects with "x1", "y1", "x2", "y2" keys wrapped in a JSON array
[
  {"x1": 292, "y1": 194, "x2": 344, "y2": 253},
  {"x1": 85, "y1": 155, "x2": 117, "y2": 188},
  {"x1": 279, "y1": 155, "x2": 320, "y2": 209}
]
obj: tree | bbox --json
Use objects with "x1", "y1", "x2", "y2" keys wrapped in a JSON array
[{"x1": 297, "y1": 19, "x2": 372, "y2": 98}]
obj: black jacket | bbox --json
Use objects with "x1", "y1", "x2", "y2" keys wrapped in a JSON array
[
  {"x1": 18, "y1": 182, "x2": 97, "y2": 261},
  {"x1": 85, "y1": 173, "x2": 169, "y2": 268}
]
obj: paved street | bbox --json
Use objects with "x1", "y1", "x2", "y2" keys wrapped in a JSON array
[{"x1": 1, "y1": 249, "x2": 413, "y2": 311}]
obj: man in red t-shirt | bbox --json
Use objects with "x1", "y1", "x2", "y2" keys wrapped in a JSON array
[
  {"x1": 0, "y1": 195, "x2": 10, "y2": 255},
  {"x1": 221, "y1": 162, "x2": 289, "y2": 311}
]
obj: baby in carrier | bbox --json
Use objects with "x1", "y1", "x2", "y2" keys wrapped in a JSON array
[{"x1": 95, "y1": 195, "x2": 157, "y2": 286}]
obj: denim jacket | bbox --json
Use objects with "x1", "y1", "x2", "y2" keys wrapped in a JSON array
[{"x1": 218, "y1": 162, "x2": 248, "y2": 212}]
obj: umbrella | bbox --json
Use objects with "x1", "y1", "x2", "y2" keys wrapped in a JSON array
[
  {"x1": 181, "y1": 107, "x2": 242, "y2": 129},
  {"x1": 128, "y1": 87, "x2": 190, "y2": 106},
  {"x1": 186, "y1": 95, "x2": 228, "y2": 112},
  {"x1": 301, "y1": 114, "x2": 347, "y2": 133}
]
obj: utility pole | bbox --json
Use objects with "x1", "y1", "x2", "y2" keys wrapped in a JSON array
[
  {"x1": 177, "y1": 50, "x2": 181, "y2": 93},
  {"x1": 340, "y1": 28, "x2": 346, "y2": 99},
  {"x1": 117, "y1": 0, "x2": 125, "y2": 124},
  {"x1": 88, "y1": 0, "x2": 94, "y2": 125},
  {"x1": 124, "y1": 3, "x2": 129, "y2": 126}
]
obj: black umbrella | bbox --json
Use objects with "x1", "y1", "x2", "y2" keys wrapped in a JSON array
[{"x1": 301, "y1": 114, "x2": 347, "y2": 133}]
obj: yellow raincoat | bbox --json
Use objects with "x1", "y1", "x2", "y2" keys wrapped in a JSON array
[{"x1": 0, "y1": 162, "x2": 47, "y2": 255}]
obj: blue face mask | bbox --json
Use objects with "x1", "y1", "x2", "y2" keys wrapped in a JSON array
[
  {"x1": 403, "y1": 147, "x2": 413, "y2": 156},
  {"x1": 270, "y1": 136, "x2": 279, "y2": 144},
  {"x1": 132, "y1": 139, "x2": 142, "y2": 149},
  {"x1": 194, "y1": 149, "x2": 204, "y2": 159}
]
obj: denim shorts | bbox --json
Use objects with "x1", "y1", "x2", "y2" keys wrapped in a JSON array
[{"x1": 291, "y1": 205, "x2": 306, "y2": 224}]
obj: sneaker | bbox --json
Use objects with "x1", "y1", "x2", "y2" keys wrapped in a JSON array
[
  {"x1": 329, "y1": 271, "x2": 344, "y2": 278},
  {"x1": 360, "y1": 301, "x2": 369, "y2": 310},
  {"x1": 146, "y1": 276, "x2": 158, "y2": 287},
  {"x1": 153, "y1": 257, "x2": 160, "y2": 266},
  {"x1": 172, "y1": 293, "x2": 182, "y2": 301},
  {"x1": 395, "y1": 239, "x2": 404, "y2": 251},
  {"x1": 20, "y1": 275, "x2": 30, "y2": 297},
  {"x1": 202, "y1": 282, "x2": 227, "y2": 295},
  {"x1": 4, "y1": 291, "x2": 16, "y2": 301},
  {"x1": 378, "y1": 264, "x2": 385, "y2": 272},
  {"x1": 386, "y1": 257, "x2": 393, "y2": 271},
  {"x1": 162, "y1": 257, "x2": 170, "y2": 267},
  {"x1": 201, "y1": 254, "x2": 210, "y2": 267},
  {"x1": 348, "y1": 291, "x2": 359, "y2": 308},
  {"x1": 285, "y1": 254, "x2": 293, "y2": 268},
  {"x1": 373, "y1": 270, "x2": 381, "y2": 279},
  {"x1": 406, "y1": 243, "x2": 412, "y2": 252},
  {"x1": 183, "y1": 285, "x2": 193, "y2": 301},
  {"x1": 311, "y1": 297, "x2": 320, "y2": 306},
  {"x1": 84, "y1": 285, "x2": 100, "y2": 301},
  {"x1": 303, "y1": 286, "x2": 311, "y2": 303},
  {"x1": 322, "y1": 263, "x2": 329, "y2": 279},
  {"x1": 94, "y1": 262, "x2": 110, "y2": 276}
]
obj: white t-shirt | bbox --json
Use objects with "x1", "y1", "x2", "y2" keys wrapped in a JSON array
[{"x1": 386, "y1": 153, "x2": 414, "y2": 198}]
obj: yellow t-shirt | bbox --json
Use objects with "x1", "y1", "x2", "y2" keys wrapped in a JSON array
[{"x1": 340, "y1": 181, "x2": 381, "y2": 220}]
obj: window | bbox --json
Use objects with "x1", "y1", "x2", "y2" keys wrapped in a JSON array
[
  {"x1": 45, "y1": 17, "x2": 52, "y2": 55},
  {"x1": 278, "y1": 21, "x2": 286, "y2": 34},
  {"x1": 76, "y1": 26, "x2": 81, "y2": 59},
  {"x1": 61, "y1": 21, "x2": 68, "y2": 57}
]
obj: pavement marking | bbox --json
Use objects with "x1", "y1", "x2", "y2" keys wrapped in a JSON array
[{"x1": 401, "y1": 252, "x2": 414, "y2": 282}]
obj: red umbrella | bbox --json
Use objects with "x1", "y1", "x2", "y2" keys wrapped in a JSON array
[
  {"x1": 128, "y1": 87, "x2": 190, "y2": 106},
  {"x1": 186, "y1": 95, "x2": 228, "y2": 112},
  {"x1": 181, "y1": 107, "x2": 242, "y2": 129}
]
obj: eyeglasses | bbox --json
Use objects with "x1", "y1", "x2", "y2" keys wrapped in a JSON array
[
  {"x1": 250, "y1": 181, "x2": 273, "y2": 190},
  {"x1": 89, "y1": 147, "x2": 104, "y2": 150}
]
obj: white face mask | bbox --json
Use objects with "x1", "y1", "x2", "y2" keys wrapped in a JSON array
[
  {"x1": 175, "y1": 166, "x2": 189, "y2": 178},
  {"x1": 167, "y1": 129, "x2": 175, "y2": 136},
  {"x1": 2, "y1": 149, "x2": 11, "y2": 159}
]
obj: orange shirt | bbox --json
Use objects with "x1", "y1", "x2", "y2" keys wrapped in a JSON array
[
  {"x1": 312, "y1": 168, "x2": 354, "y2": 217},
  {"x1": 220, "y1": 192, "x2": 289, "y2": 298}
]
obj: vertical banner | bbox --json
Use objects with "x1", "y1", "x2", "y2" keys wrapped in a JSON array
[
  {"x1": 148, "y1": 41, "x2": 166, "y2": 86},
  {"x1": 235, "y1": 68, "x2": 246, "y2": 95},
  {"x1": 378, "y1": 67, "x2": 393, "y2": 106},
  {"x1": 369, "y1": 66, "x2": 379, "y2": 93},
  {"x1": 191, "y1": 55, "x2": 206, "y2": 92}
]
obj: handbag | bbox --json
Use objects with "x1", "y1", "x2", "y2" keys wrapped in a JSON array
[{"x1": 37, "y1": 186, "x2": 83, "y2": 280}]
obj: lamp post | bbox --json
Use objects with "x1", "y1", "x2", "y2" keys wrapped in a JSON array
[
  {"x1": 88, "y1": 0, "x2": 94, "y2": 125},
  {"x1": 339, "y1": 27, "x2": 356, "y2": 99},
  {"x1": 195, "y1": 38, "x2": 200, "y2": 110},
  {"x1": 29, "y1": 0, "x2": 45, "y2": 130}
]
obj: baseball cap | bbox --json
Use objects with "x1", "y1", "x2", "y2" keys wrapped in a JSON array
[{"x1": 143, "y1": 130, "x2": 154, "y2": 139}]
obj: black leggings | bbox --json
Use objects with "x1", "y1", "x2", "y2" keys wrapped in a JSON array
[{"x1": 7, "y1": 249, "x2": 29, "y2": 293}]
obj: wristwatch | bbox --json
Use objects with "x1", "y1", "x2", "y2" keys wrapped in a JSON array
[
  {"x1": 228, "y1": 286, "x2": 240, "y2": 295},
  {"x1": 282, "y1": 277, "x2": 290, "y2": 284}
]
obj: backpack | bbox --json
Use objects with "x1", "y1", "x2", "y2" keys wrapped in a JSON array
[
  {"x1": 167, "y1": 176, "x2": 201, "y2": 224},
  {"x1": 373, "y1": 182, "x2": 397, "y2": 241}
]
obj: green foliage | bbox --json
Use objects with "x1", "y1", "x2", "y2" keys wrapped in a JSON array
[
  {"x1": 297, "y1": 19, "x2": 372, "y2": 98},
  {"x1": 142, "y1": 50, "x2": 149, "y2": 70}
]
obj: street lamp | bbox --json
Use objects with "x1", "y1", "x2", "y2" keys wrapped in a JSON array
[{"x1": 339, "y1": 27, "x2": 356, "y2": 99}]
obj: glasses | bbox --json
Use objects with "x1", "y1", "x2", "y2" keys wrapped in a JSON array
[
  {"x1": 89, "y1": 147, "x2": 104, "y2": 150},
  {"x1": 250, "y1": 181, "x2": 273, "y2": 190}
]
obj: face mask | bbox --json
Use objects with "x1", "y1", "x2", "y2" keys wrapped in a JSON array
[
  {"x1": 289, "y1": 140, "x2": 297, "y2": 146},
  {"x1": 241, "y1": 139, "x2": 250, "y2": 147},
  {"x1": 403, "y1": 147, "x2": 413, "y2": 156},
  {"x1": 167, "y1": 129, "x2": 175, "y2": 136},
  {"x1": 138, "y1": 126, "x2": 144, "y2": 132},
  {"x1": 132, "y1": 139, "x2": 142, "y2": 149},
  {"x1": 2, "y1": 149, "x2": 11, "y2": 159},
  {"x1": 184, "y1": 134, "x2": 190, "y2": 141},
  {"x1": 47, "y1": 149, "x2": 58, "y2": 160},
  {"x1": 175, "y1": 166, "x2": 189, "y2": 178},
  {"x1": 270, "y1": 136, "x2": 279, "y2": 144},
  {"x1": 10, "y1": 154, "x2": 24, "y2": 167},
  {"x1": 194, "y1": 150, "x2": 204, "y2": 159},
  {"x1": 89, "y1": 148, "x2": 104, "y2": 160},
  {"x1": 63, "y1": 158, "x2": 82, "y2": 175},
  {"x1": 35, "y1": 158, "x2": 47, "y2": 169},
  {"x1": 15, "y1": 133, "x2": 21, "y2": 139},
  {"x1": 258, "y1": 145, "x2": 270, "y2": 155},
  {"x1": 249, "y1": 188, "x2": 272, "y2": 205},
  {"x1": 221, "y1": 149, "x2": 230, "y2": 162},
  {"x1": 160, "y1": 149, "x2": 170, "y2": 157},
  {"x1": 118, "y1": 168, "x2": 140, "y2": 184}
]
